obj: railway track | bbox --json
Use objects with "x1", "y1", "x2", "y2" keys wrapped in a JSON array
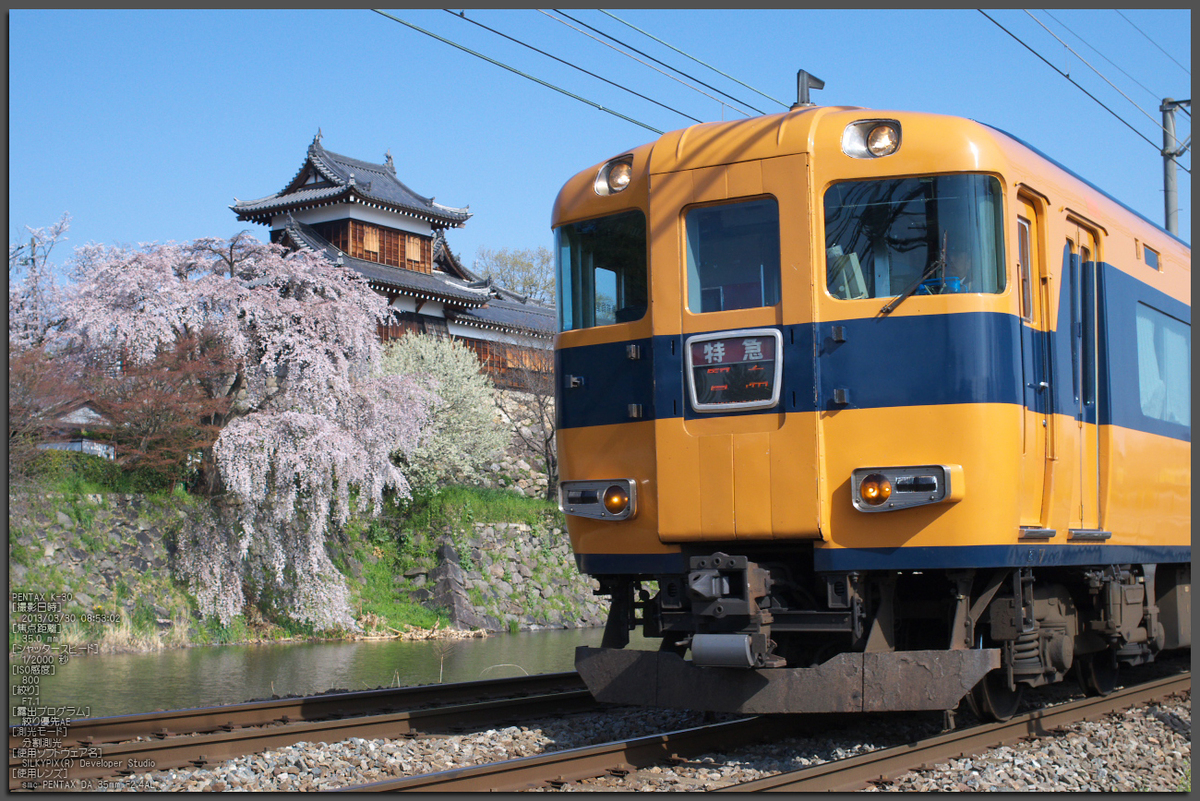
[
  {"x1": 10, "y1": 666, "x2": 1187, "y2": 791},
  {"x1": 718, "y1": 671, "x2": 1191, "y2": 792},
  {"x1": 341, "y1": 670, "x2": 1188, "y2": 792},
  {"x1": 8, "y1": 672, "x2": 589, "y2": 791}
]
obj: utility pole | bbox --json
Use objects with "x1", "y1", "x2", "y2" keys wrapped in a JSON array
[{"x1": 1160, "y1": 97, "x2": 1191, "y2": 236}]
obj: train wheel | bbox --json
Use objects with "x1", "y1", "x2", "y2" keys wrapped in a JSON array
[
  {"x1": 1076, "y1": 651, "x2": 1118, "y2": 696},
  {"x1": 967, "y1": 670, "x2": 1024, "y2": 722}
]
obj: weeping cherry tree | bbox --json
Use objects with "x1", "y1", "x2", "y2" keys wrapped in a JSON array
[{"x1": 65, "y1": 233, "x2": 433, "y2": 629}]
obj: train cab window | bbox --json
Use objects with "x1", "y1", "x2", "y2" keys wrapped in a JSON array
[
  {"x1": 685, "y1": 198, "x2": 781, "y2": 313},
  {"x1": 823, "y1": 174, "x2": 1005, "y2": 299},
  {"x1": 1135, "y1": 303, "x2": 1190, "y2": 428},
  {"x1": 555, "y1": 210, "x2": 647, "y2": 331}
]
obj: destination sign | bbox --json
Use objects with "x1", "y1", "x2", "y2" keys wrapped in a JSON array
[{"x1": 686, "y1": 331, "x2": 781, "y2": 411}]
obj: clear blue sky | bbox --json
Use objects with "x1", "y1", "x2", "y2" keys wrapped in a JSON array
[{"x1": 8, "y1": 9, "x2": 1191, "y2": 279}]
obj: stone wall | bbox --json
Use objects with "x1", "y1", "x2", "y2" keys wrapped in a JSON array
[
  {"x1": 396, "y1": 520, "x2": 608, "y2": 633},
  {"x1": 9, "y1": 490, "x2": 608, "y2": 641},
  {"x1": 474, "y1": 388, "x2": 555, "y2": 500},
  {"x1": 8, "y1": 493, "x2": 194, "y2": 628}
]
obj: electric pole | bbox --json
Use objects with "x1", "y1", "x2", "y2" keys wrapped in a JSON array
[{"x1": 1160, "y1": 97, "x2": 1191, "y2": 236}]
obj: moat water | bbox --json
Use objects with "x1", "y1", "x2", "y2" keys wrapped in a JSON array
[{"x1": 10, "y1": 627, "x2": 654, "y2": 723}]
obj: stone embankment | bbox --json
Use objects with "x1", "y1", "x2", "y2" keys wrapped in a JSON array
[
  {"x1": 8, "y1": 491, "x2": 606, "y2": 645},
  {"x1": 395, "y1": 521, "x2": 608, "y2": 633},
  {"x1": 8, "y1": 493, "x2": 194, "y2": 631}
]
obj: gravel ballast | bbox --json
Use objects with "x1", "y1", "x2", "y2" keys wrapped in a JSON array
[{"x1": 101, "y1": 670, "x2": 1190, "y2": 792}]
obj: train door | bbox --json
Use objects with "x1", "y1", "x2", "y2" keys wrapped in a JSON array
[
  {"x1": 1016, "y1": 195, "x2": 1049, "y2": 528},
  {"x1": 1067, "y1": 220, "x2": 1102, "y2": 529},
  {"x1": 653, "y1": 155, "x2": 822, "y2": 541}
]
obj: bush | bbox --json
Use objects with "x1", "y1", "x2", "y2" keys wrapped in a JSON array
[
  {"x1": 22, "y1": 449, "x2": 178, "y2": 494},
  {"x1": 379, "y1": 334, "x2": 509, "y2": 494}
]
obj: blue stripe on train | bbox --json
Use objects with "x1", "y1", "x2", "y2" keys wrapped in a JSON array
[
  {"x1": 574, "y1": 545, "x2": 1191, "y2": 576},
  {"x1": 813, "y1": 543, "x2": 1191, "y2": 573},
  {"x1": 556, "y1": 263, "x2": 1188, "y2": 442}
]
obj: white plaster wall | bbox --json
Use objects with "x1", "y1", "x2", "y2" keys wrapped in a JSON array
[
  {"x1": 392, "y1": 297, "x2": 446, "y2": 318},
  {"x1": 271, "y1": 203, "x2": 432, "y2": 237}
]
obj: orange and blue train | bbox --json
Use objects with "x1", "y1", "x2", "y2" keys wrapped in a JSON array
[{"x1": 551, "y1": 104, "x2": 1189, "y2": 720}]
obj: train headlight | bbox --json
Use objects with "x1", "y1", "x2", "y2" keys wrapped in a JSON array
[
  {"x1": 594, "y1": 156, "x2": 634, "y2": 196},
  {"x1": 842, "y1": 119, "x2": 902, "y2": 159},
  {"x1": 851, "y1": 465, "x2": 964, "y2": 512},
  {"x1": 560, "y1": 478, "x2": 637, "y2": 520},
  {"x1": 607, "y1": 161, "x2": 632, "y2": 192},
  {"x1": 866, "y1": 123, "x2": 900, "y2": 157}
]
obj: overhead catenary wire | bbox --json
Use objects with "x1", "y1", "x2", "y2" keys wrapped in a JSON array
[
  {"x1": 1115, "y1": 9, "x2": 1190, "y2": 77},
  {"x1": 1041, "y1": 10, "x2": 1164, "y2": 110},
  {"x1": 1024, "y1": 10, "x2": 1181, "y2": 143},
  {"x1": 444, "y1": 9, "x2": 704, "y2": 125},
  {"x1": 598, "y1": 9, "x2": 789, "y2": 110},
  {"x1": 536, "y1": 9, "x2": 751, "y2": 121},
  {"x1": 1048, "y1": 14, "x2": 1187, "y2": 118},
  {"x1": 549, "y1": 9, "x2": 763, "y2": 117},
  {"x1": 370, "y1": 10, "x2": 663, "y2": 135},
  {"x1": 978, "y1": 10, "x2": 1189, "y2": 175}
]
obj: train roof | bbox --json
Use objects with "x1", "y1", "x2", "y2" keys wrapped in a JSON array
[
  {"x1": 980, "y1": 123, "x2": 1189, "y2": 250},
  {"x1": 569, "y1": 107, "x2": 1187, "y2": 252}
]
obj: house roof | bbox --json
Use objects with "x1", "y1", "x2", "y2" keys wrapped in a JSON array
[{"x1": 231, "y1": 132, "x2": 472, "y2": 229}]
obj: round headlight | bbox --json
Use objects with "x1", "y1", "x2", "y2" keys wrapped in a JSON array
[
  {"x1": 866, "y1": 124, "x2": 899, "y2": 157},
  {"x1": 602, "y1": 484, "x2": 630, "y2": 515},
  {"x1": 607, "y1": 161, "x2": 632, "y2": 193},
  {"x1": 860, "y1": 473, "x2": 893, "y2": 506}
]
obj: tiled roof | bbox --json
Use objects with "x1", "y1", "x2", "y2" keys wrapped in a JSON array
[
  {"x1": 283, "y1": 216, "x2": 554, "y2": 337},
  {"x1": 448, "y1": 295, "x2": 556, "y2": 338},
  {"x1": 232, "y1": 133, "x2": 471, "y2": 229},
  {"x1": 281, "y1": 217, "x2": 490, "y2": 306}
]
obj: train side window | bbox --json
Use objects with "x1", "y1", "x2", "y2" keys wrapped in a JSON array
[
  {"x1": 1135, "y1": 303, "x2": 1190, "y2": 427},
  {"x1": 1016, "y1": 216, "x2": 1034, "y2": 320},
  {"x1": 823, "y1": 174, "x2": 1005, "y2": 300},
  {"x1": 685, "y1": 198, "x2": 780, "y2": 313}
]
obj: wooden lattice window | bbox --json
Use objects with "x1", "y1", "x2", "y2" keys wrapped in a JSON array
[{"x1": 363, "y1": 226, "x2": 380, "y2": 257}]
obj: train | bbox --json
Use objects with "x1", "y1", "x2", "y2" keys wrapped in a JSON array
[{"x1": 550, "y1": 102, "x2": 1190, "y2": 721}]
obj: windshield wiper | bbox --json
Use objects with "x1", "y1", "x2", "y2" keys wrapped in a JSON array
[{"x1": 879, "y1": 233, "x2": 947, "y2": 316}]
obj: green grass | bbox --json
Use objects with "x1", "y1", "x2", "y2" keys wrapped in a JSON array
[
  {"x1": 193, "y1": 615, "x2": 252, "y2": 645},
  {"x1": 350, "y1": 538, "x2": 447, "y2": 632},
  {"x1": 10, "y1": 544, "x2": 34, "y2": 567},
  {"x1": 399, "y1": 485, "x2": 561, "y2": 533}
]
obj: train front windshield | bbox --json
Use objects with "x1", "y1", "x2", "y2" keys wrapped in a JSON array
[
  {"x1": 824, "y1": 174, "x2": 1005, "y2": 300},
  {"x1": 556, "y1": 210, "x2": 648, "y2": 331}
]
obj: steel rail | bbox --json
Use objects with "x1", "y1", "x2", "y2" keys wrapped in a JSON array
[
  {"x1": 9, "y1": 671, "x2": 582, "y2": 748},
  {"x1": 335, "y1": 715, "x2": 806, "y2": 792},
  {"x1": 716, "y1": 672, "x2": 1191, "y2": 792},
  {"x1": 9, "y1": 673, "x2": 588, "y2": 790}
]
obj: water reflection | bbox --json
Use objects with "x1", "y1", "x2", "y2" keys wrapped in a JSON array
[{"x1": 9, "y1": 628, "x2": 650, "y2": 722}]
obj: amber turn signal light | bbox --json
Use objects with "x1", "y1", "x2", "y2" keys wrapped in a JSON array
[
  {"x1": 859, "y1": 473, "x2": 892, "y2": 506},
  {"x1": 602, "y1": 484, "x2": 630, "y2": 515}
]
